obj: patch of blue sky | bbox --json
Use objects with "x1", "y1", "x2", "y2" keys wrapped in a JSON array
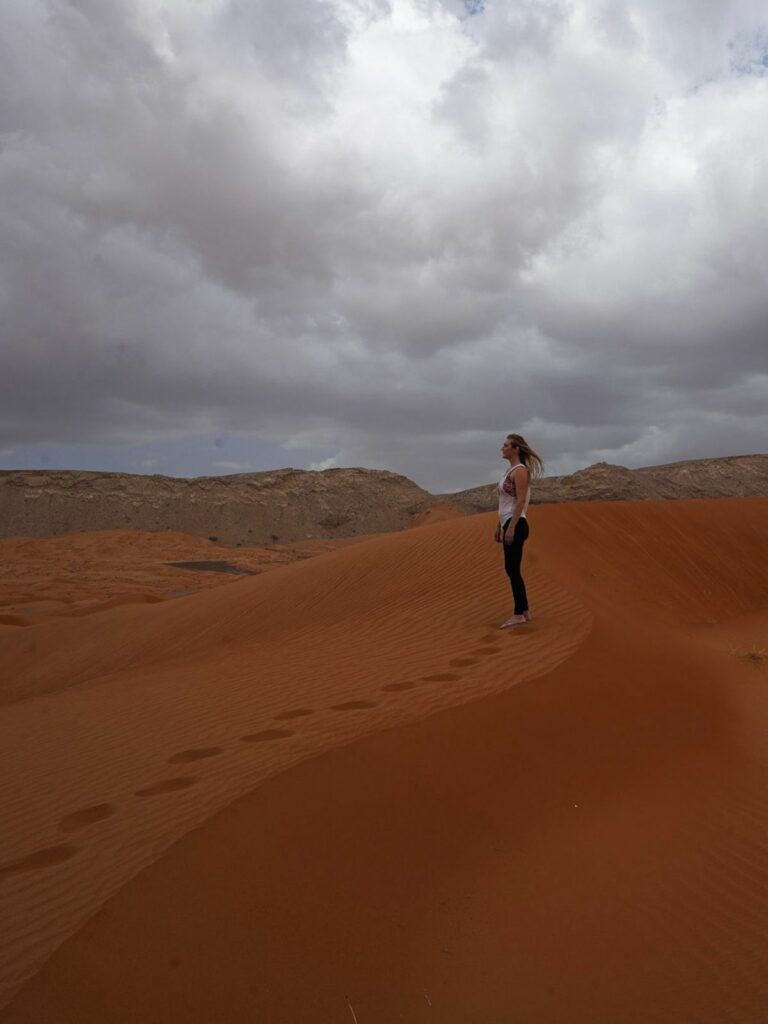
[
  {"x1": 0, "y1": 434, "x2": 338, "y2": 479},
  {"x1": 728, "y1": 29, "x2": 768, "y2": 77}
]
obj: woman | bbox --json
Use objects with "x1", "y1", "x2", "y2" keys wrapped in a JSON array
[{"x1": 494, "y1": 433, "x2": 545, "y2": 629}]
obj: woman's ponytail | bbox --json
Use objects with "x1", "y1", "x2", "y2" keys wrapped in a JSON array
[{"x1": 506, "y1": 434, "x2": 545, "y2": 480}]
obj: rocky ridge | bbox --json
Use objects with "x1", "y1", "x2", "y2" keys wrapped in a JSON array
[
  {"x1": 0, "y1": 468, "x2": 434, "y2": 546},
  {"x1": 1, "y1": 454, "x2": 766, "y2": 544},
  {"x1": 443, "y1": 454, "x2": 768, "y2": 512}
]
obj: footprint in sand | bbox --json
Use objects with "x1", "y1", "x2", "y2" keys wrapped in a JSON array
[
  {"x1": 421, "y1": 673, "x2": 461, "y2": 683},
  {"x1": 274, "y1": 709, "x2": 314, "y2": 720},
  {"x1": 168, "y1": 747, "x2": 222, "y2": 765},
  {"x1": 0, "y1": 845, "x2": 79, "y2": 879},
  {"x1": 449, "y1": 658, "x2": 478, "y2": 668},
  {"x1": 330, "y1": 700, "x2": 377, "y2": 710},
  {"x1": 135, "y1": 777, "x2": 197, "y2": 798},
  {"x1": 381, "y1": 682, "x2": 416, "y2": 692},
  {"x1": 241, "y1": 729, "x2": 295, "y2": 743},
  {"x1": 58, "y1": 803, "x2": 115, "y2": 834}
]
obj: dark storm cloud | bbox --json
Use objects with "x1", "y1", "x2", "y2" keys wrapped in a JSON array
[{"x1": 1, "y1": 0, "x2": 767, "y2": 491}]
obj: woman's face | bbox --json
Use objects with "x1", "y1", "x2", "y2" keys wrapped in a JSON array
[{"x1": 501, "y1": 437, "x2": 518, "y2": 458}]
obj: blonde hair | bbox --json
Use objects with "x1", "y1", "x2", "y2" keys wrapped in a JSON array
[{"x1": 506, "y1": 433, "x2": 545, "y2": 480}]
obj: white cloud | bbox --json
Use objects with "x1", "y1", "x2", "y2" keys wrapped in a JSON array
[
  {"x1": 2, "y1": 0, "x2": 767, "y2": 491},
  {"x1": 308, "y1": 456, "x2": 340, "y2": 471}
]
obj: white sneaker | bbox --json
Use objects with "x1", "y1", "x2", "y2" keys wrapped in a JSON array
[{"x1": 500, "y1": 616, "x2": 526, "y2": 629}]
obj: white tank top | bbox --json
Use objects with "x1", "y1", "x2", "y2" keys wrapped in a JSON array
[{"x1": 498, "y1": 463, "x2": 530, "y2": 523}]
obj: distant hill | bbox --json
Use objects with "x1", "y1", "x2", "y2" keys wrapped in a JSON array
[
  {"x1": 0, "y1": 468, "x2": 438, "y2": 546},
  {"x1": 1, "y1": 454, "x2": 766, "y2": 543},
  {"x1": 442, "y1": 454, "x2": 768, "y2": 512}
]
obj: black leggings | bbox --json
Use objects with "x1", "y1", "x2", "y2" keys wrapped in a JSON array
[{"x1": 502, "y1": 517, "x2": 529, "y2": 615}]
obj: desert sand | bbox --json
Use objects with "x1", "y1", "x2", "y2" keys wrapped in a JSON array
[{"x1": 0, "y1": 498, "x2": 767, "y2": 1022}]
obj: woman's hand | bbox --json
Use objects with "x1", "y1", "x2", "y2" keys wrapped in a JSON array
[{"x1": 493, "y1": 524, "x2": 501, "y2": 544}]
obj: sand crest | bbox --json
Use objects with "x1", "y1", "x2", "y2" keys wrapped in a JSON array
[{"x1": 1, "y1": 498, "x2": 767, "y2": 1021}]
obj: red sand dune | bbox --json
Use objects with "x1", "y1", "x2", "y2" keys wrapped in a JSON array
[
  {"x1": 407, "y1": 501, "x2": 465, "y2": 528},
  {"x1": 1, "y1": 498, "x2": 767, "y2": 1022},
  {"x1": 0, "y1": 528, "x2": 356, "y2": 632}
]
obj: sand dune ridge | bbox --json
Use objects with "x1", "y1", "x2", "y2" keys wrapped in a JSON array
[{"x1": 1, "y1": 497, "x2": 767, "y2": 1021}]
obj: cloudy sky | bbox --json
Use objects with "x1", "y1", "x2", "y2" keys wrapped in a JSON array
[{"x1": 2, "y1": 0, "x2": 767, "y2": 492}]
